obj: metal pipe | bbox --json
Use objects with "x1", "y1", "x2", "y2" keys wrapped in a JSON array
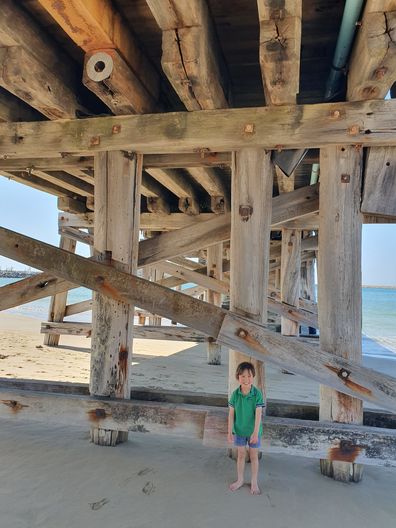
[{"x1": 324, "y1": 0, "x2": 365, "y2": 101}]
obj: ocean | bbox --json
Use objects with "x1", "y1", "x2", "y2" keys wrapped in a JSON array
[{"x1": 1, "y1": 278, "x2": 395, "y2": 359}]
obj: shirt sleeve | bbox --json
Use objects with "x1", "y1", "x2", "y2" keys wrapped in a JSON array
[
  {"x1": 228, "y1": 390, "x2": 236, "y2": 407},
  {"x1": 255, "y1": 389, "x2": 265, "y2": 408}
]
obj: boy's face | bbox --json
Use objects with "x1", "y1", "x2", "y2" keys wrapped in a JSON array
[{"x1": 238, "y1": 369, "x2": 254, "y2": 388}]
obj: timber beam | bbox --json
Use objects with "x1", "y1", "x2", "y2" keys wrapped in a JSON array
[
  {"x1": 1, "y1": 226, "x2": 396, "y2": 413},
  {"x1": 347, "y1": 1, "x2": 396, "y2": 101},
  {"x1": 0, "y1": 386, "x2": 395, "y2": 467},
  {"x1": 1, "y1": 100, "x2": 396, "y2": 157},
  {"x1": 257, "y1": 0, "x2": 302, "y2": 105}
]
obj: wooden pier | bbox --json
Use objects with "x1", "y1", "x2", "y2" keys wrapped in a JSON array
[{"x1": 0, "y1": 0, "x2": 396, "y2": 482}]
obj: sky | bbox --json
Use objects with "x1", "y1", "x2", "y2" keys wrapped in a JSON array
[{"x1": 0, "y1": 176, "x2": 395, "y2": 286}]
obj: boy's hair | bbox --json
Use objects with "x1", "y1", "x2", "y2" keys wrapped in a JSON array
[{"x1": 235, "y1": 361, "x2": 255, "y2": 379}]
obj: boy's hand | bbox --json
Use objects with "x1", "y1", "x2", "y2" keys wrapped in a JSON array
[
  {"x1": 227, "y1": 433, "x2": 233, "y2": 444},
  {"x1": 250, "y1": 433, "x2": 258, "y2": 444}
]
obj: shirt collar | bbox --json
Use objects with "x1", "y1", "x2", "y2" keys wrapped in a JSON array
[{"x1": 237, "y1": 385, "x2": 254, "y2": 397}]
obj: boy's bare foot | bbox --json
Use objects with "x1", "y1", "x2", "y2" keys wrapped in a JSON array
[
  {"x1": 250, "y1": 483, "x2": 261, "y2": 495},
  {"x1": 229, "y1": 480, "x2": 244, "y2": 491}
]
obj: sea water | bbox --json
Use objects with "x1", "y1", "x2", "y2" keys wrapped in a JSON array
[{"x1": 1, "y1": 278, "x2": 395, "y2": 358}]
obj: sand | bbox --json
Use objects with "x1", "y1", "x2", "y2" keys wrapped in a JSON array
[{"x1": 1, "y1": 311, "x2": 396, "y2": 527}]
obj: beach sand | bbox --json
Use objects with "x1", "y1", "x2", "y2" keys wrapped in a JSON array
[{"x1": 1, "y1": 311, "x2": 396, "y2": 527}]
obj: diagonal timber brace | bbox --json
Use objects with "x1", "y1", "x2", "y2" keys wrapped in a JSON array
[{"x1": 1, "y1": 225, "x2": 396, "y2": 412}]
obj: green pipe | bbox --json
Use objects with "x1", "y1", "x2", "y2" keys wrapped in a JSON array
[{"x1": 324, "y1": 0, "x2": 365, "y2": 101}]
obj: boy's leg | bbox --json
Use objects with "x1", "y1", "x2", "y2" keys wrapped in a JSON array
[
  {"x1": 229, "y1": 446, "x2": 246, "y2": 491},
  {"x1": 249, "y1": 447, "x2": 261, "y2": 495}
]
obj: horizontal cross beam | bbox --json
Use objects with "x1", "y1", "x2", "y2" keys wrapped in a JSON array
[{"x1": 0, "y1": 99, "x2": 395, "y2": 158}]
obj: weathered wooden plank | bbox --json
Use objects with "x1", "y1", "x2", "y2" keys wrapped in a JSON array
[
  {"x1": 229, "y1": 149, "x2": 273, "y2": 404},
  {"x1": 139, "y1": 184, "x2": 319, "y2": 266},
  {"x1": 281, "y1": 228, "x2": 301, "y2": 335},
  {"x1": 58, "y1": 227, "x2": 94, "y2": 246},
  {"x1": 37, "y1": 0, "x2": 158, "y2": 101},
  {"x1": 0, "y1": 156, "x2": 93, "y2": 172},
  {"x1": 90, "y1": 152, "x2": 141, "y2": 438},
  {"x1": 0, "y1": 386, "x2": 395, "y2": 466},
  {"x1": 41, "y1": 322, "x2": 208, "y2": 342},
  {"x1": 1, "y1": 170, "x2": 83, "y2": 200},
  {"x1": 318, "y1": 145, "x2": 364, "y2": 481},
  {"x1": 203, "y1": 410, "x2": 396, "y2": 467},
  {"x1": 2, "y1": 226, "x2": 396, "y2": 413},
  {"x1": 361, "y1": 146, "x2": 396, "y2": 217},
  {"x1": 148, "y1": 0, "x2": 229, "y2": 110},
  {"x1": 1, "y1": 379, "x2": 395, "y2": 429},
  {"x1": 0, "y1": 0, "x2": 80, "y2": 91},
  {"x1": 156, "y1": 260, "x2": 229, "y2": 295},
  {"x1": 347, "y1": 1, "x2": 396, "y2": 101},
  {"x1": 187, "y1": 167, "x2": 229, "y2": 213},
  {"x1": 257, "y1": 0, "x2": 302, "y2": 105},
  {"x1": 0, "y1": 46, "x2": 83, "y2": 120},
  {"x1": 1, "y1": 100, "x2": 396, "y2": 158},
  {"x1": 144, "y1": 152, "x2": 231, "y2": 168},
  {"x1": 0, "y1": 88, "x2": 40, "y2": 122},
  {"x1": 30, "y1": 170, "x2": 94, "y2": 198},
  {"x1": 83, "y1": 49, "x2": 158, "y2": 115},
  {"x1": 145, "y1": 168, "x2": 200, "y2": 214},
  {"x1": 206, "y1": 243, "x2": 224, "y2": 364},
  {"x1": 44, "y1": 236, "x2": 76, "y2": 346},
  {"x1": 65, "y1": 299, "x2": 93, "y2": 317}
]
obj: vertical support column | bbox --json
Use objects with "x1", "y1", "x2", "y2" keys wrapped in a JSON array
[
  {"x1": 280, "y1": 228, "x2": 301, "y2": 336},
  {"x1": 229, "y1": 149, "x2": 273, "y2": 400},
  {"x1": 43, "y1": 235, "x2": 76, "y2": 346},
  {"x1": 318, "y1": 145, "x2": 363, "y2": 482},
  {"x1": 207, "y1": 243, "x2": 223, "y2": 365},
  {"x1": 90, "y1": 150, "x2": 142, "y2": 446}
]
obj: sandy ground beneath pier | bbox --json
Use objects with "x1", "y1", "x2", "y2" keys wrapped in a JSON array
[{"x1": 0, "y1": 312, "x2": 395, "y2": 528}]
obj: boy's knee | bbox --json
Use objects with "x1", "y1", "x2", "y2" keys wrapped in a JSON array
[
  {"x1": 237, "y1": 447, "x2": 246, "y2": 458},
  {"x1": 249, "y1": 448, "x2": 259, "y2": 459}
]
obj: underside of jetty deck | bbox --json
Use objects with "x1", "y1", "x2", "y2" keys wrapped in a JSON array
[{"x1": 0, "y1": 0, "x2": 396, "y2": 483}]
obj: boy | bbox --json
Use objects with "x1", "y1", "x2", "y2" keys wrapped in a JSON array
[{"x1": 227, "y1": 361, "x2": 264, "y2": 495}]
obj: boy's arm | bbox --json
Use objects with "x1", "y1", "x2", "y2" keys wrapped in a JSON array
[
  {"x1": 227, "y1": 407, "x2": 235, "y2": 443},
  {"x1": 250, "y1": 407, "x2": 262, "y2": 442}
]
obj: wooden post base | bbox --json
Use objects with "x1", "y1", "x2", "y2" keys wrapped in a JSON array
[
  {"x1": 320, "y1": 459, "x2": 364, "y2": 483},
  {"x1": 90, "y1": 427, "x2": 128, "y2": 446},
  {"x1": 207, "y1": 341, "x2": 222, "y2": 365}
]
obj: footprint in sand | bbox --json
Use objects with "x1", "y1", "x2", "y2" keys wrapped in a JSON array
[
  {"x1": 138, "y1": 467, "x2": 154, "y2": 476},
  {"x1": 89, "y1": 498, "x2": 109, "y2": 511},
  {"x1": 142, "y1": 482, "x2": 156, "y2": 495}
]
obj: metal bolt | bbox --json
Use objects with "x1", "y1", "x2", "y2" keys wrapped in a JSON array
[
  {"x1": 238, "y1": 329, "x2": 247, "y2": 338},
  {"x1": 90, "y1": 136, "x2": 101, "y2": 146},
  {"x1": 244, "y1": 123, "x2": 255, "y2": 134},
  {"x1": 348, "y1": 125, "x2": 360, "y2": 136},
  {"x1": 374, "y1": 66, "x2": 387, "y2": 80},
  {"x1": 338, "y1": 368, "x2": 351, "y2": 380},
  {"x1": 331, "y1": 110, "x2": 341, "y2": 118},
  {"x1": 341, "y1": 174, "x2": 350, "y2": 183},
  {"x1": 112, "y1": 124, "x2": 121, "y2": 134}
]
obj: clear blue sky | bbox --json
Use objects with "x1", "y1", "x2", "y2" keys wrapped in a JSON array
[{"x1": 0, "y1": 176, "x2": 395, "y2": 286}]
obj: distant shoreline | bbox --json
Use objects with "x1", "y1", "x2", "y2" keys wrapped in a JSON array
[
  {"x1": 0, "y1": 271, "x2": 38, "y2": 278},
  {"x1": 363, "y1": 285, "x2": 396, "y2": 290}
]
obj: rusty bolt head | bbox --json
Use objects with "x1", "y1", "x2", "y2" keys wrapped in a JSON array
[
  {"x1": 339, "y1": 368, "x2": 351, "y2": 379},
  {"x1": 331, "y1": 110, "x2": 341, "y2": 118},
  {"x1": 112, "y1": 124, "x2": 121, "y2": 134},
  {"x1": 374, "y1": 67, "x2": 387, "y2": 80},
  {"x1": 348, "y1": 125, "x2": 360, "y2": 136},
  {"x1": 341, "y1": 174, "x2": 350, "y2": 183},
  {"x1": 237, "y1": 329, "x2": 247, "y2": 338},
  {"x1": 244, "y1": 123, "x2": 255, "y2": 134},
  {"x1": 90, "y1": 136, "x2": 101, "y2": 146}
]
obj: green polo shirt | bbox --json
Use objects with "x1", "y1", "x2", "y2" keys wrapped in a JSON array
[{"x1": 229, "y1": 385, "x2": 264, "y2": 437}]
